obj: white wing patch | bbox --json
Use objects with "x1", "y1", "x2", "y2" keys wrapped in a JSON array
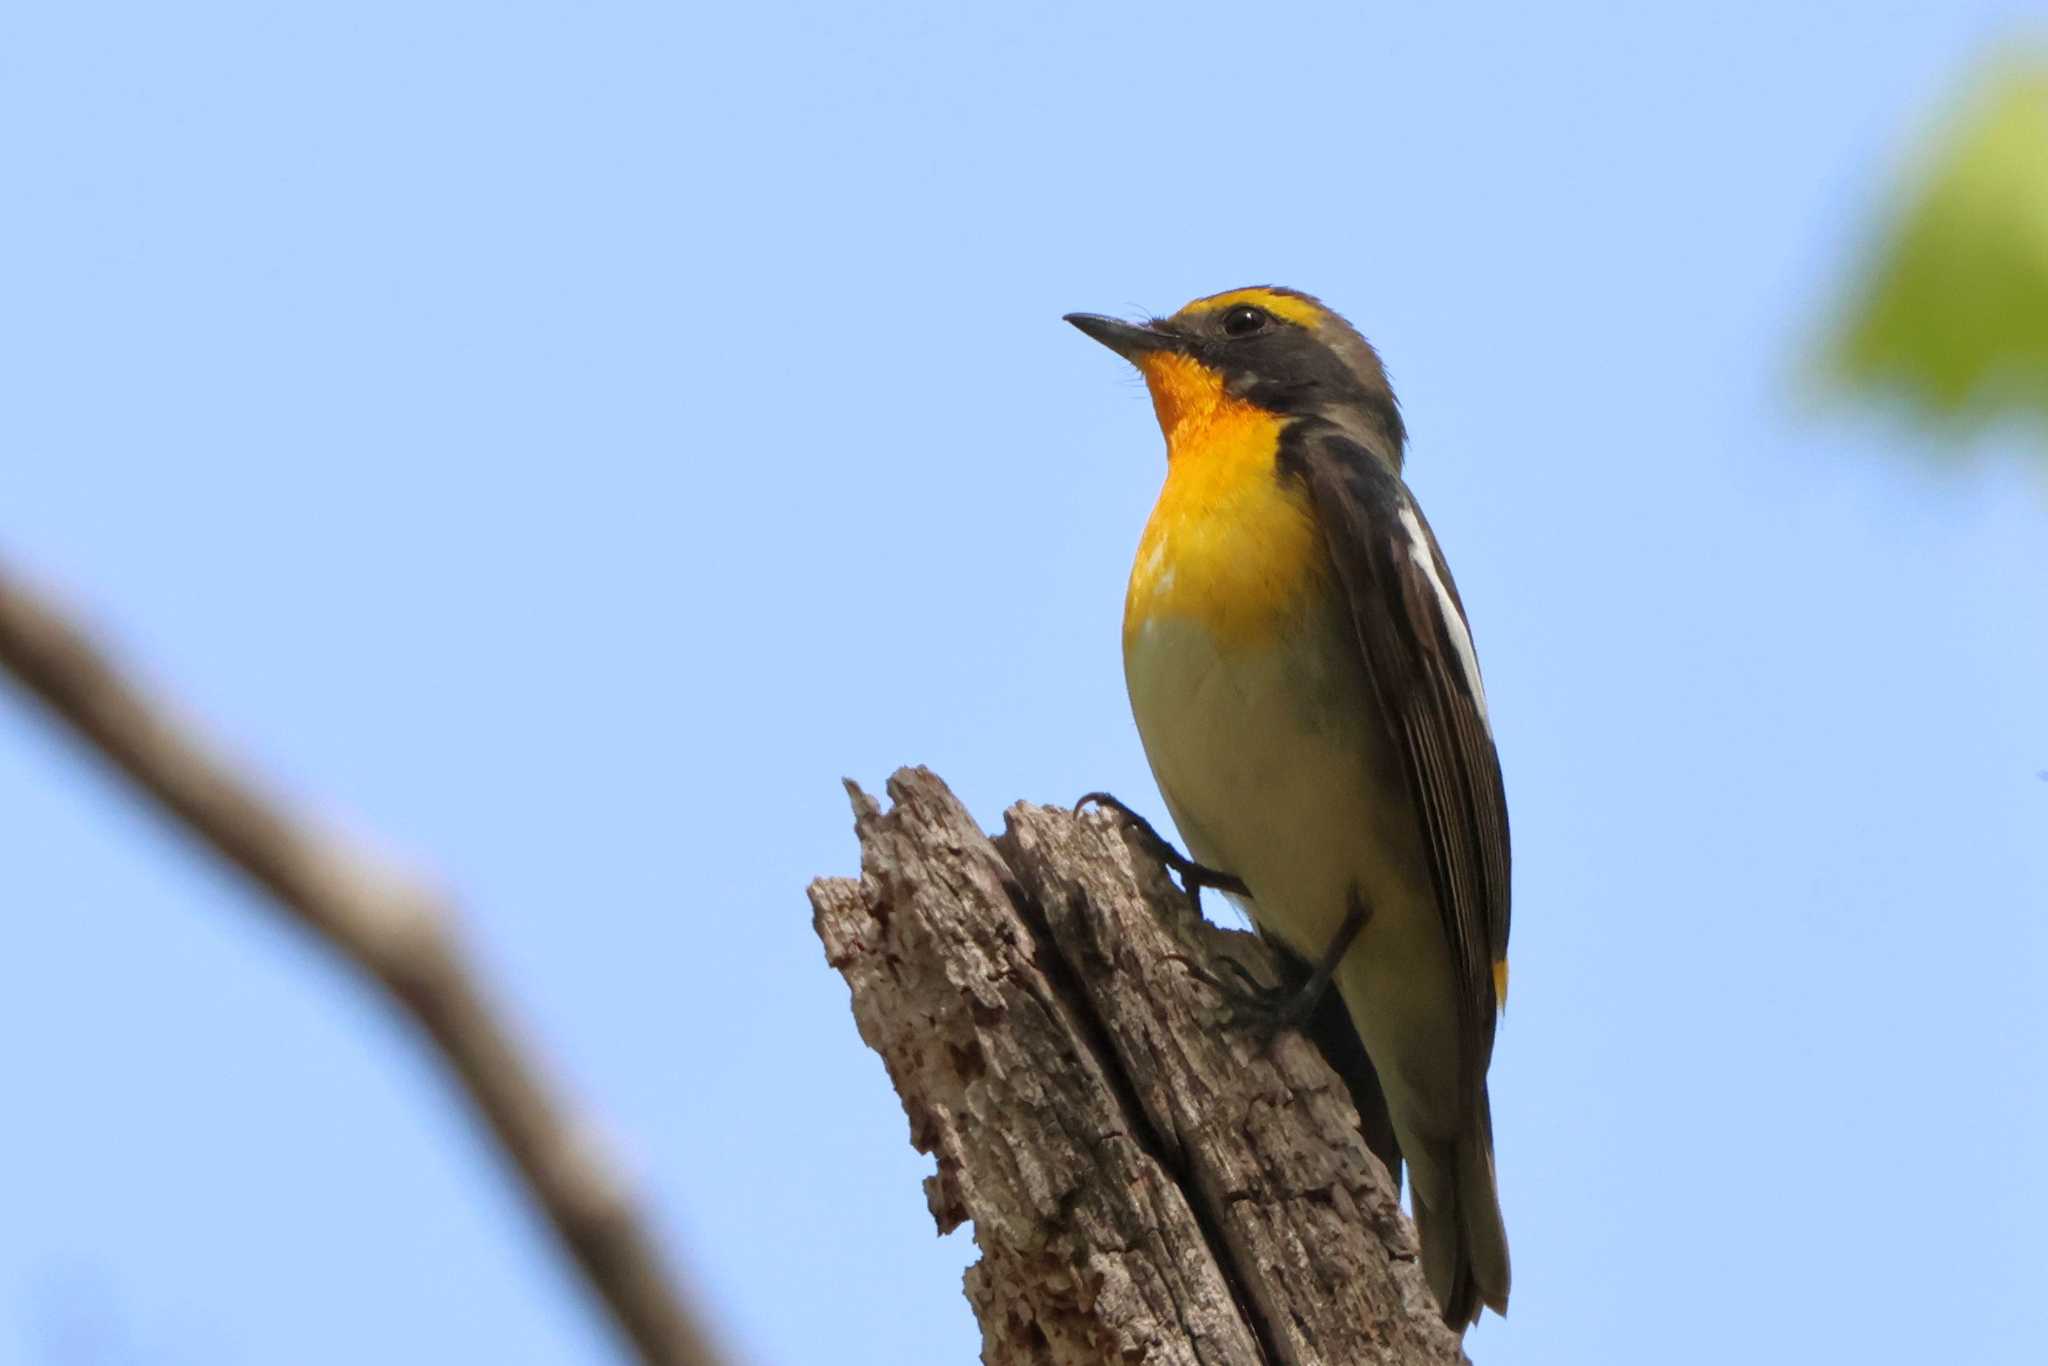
[{"x1": 1397, "y1": 504, "x2": 1491, "y2": 730}]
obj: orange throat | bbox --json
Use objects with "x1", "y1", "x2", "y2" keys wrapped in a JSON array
[
  {"x1": 1123, "y1": 354, "x2": 1324, "y2": 649},
  {"x1": 1138, "y1": 350, "x2": 1246, "y2": 444}
]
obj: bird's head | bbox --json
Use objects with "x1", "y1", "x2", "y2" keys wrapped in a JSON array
[{"x1": 1066, "y1": 286, "x2": 1405, "y2": 468}]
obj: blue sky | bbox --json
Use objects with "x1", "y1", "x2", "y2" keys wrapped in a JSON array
[{"x1": 3, "y1": 2, "x2": 2045, "y2": 1363}]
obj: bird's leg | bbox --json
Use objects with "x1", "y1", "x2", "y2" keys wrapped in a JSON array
[
  {"x1": 1273, "y1": 888, "x2": 1372, "y2": 1027},
  {"x1": 1177, "y1": 890, "x2": 1372, "y2": 1041},
  {"x1": 1074, "y1": 792, "x2": 1249, "y2": 900}
]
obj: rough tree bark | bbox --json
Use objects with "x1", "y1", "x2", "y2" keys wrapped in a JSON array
[{"x1": 809, "y1": 767, "x2": 1470, "y2": 1366}]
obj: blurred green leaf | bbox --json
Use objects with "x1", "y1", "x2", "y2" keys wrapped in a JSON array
[{"x1": 1830, "y1": 56, "x2": 2048, "y2": 440}]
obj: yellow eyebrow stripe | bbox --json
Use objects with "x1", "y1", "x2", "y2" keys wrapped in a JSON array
[{"x1": 1179, "y1": 287, "x2": 1329, "y2": 330}]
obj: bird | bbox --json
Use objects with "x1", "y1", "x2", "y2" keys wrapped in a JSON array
[{"x1": 1065, "y1": 286, "x2": 1511, "y2": 1329}]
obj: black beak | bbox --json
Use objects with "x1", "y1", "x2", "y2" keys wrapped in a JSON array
[{"x1": 1063, "y1": 312, "x2": 1178, "y2": 362}]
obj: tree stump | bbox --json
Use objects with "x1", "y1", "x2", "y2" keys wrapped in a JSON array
[{"x1": 809, "y1": 768, "x2": 1469, "y2": 1366}]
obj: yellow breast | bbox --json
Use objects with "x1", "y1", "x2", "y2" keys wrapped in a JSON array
[{"x1": 1123, "y1": 353, "x2": 1326, "y2": 649}]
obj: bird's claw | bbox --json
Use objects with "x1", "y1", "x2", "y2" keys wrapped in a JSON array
[
  {"x1": 1166, "y1": 891, "x2": 1373, "y2": 1044},
  {"x1": 1075, "y1": 791, "x2": 1250, "y2": 899},
  {"x1": 1165, "y1": 952, "x2": 1316, "y2": 1044}
]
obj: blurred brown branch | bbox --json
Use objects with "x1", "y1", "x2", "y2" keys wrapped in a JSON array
[
  {"x1": 0, "y1": 559, "x2": 722, "y2": 1366},
  {"x1": 811, "y1": 767, "x2": 1468, "y2": 1365}
]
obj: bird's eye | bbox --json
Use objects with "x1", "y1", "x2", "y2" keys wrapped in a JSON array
[{"x1": 1220, "y1": 305, "x2": 1269, "y2": 337}]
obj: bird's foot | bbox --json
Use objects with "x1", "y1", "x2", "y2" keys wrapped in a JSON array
[
  {"x1": 1074, "y1": 792, "x2": 1249, "y2": 900},
  {"x1": 1172, "y1": 891, "x2": 1373, "y2": 1044},
  {"x1": 1170, "y1": 952, "x2": 1320, "y2": 1041}
]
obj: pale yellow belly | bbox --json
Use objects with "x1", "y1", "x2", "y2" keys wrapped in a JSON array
[{"x1": 1123, "y1": 595, "x2": 1465, "y2": 1138}]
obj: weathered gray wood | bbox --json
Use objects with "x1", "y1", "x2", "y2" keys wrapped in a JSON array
[{"x1": 810, "y1": 768, "x2": 1469, "y2": 1365}]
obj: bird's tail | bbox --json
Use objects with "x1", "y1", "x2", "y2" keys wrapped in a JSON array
[{"x1": 1409, "y1": 1087, "x2": 1510, "y2": 1331}]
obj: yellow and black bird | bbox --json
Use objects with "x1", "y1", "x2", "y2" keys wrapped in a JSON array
[{"x1": 1067, "y1": 286, "x2": 1511, "y2": 1329}]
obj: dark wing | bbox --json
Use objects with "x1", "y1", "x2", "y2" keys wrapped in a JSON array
[{"x1": 1290, "y1": 428, "x2": 1511, "y2": 1110}]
